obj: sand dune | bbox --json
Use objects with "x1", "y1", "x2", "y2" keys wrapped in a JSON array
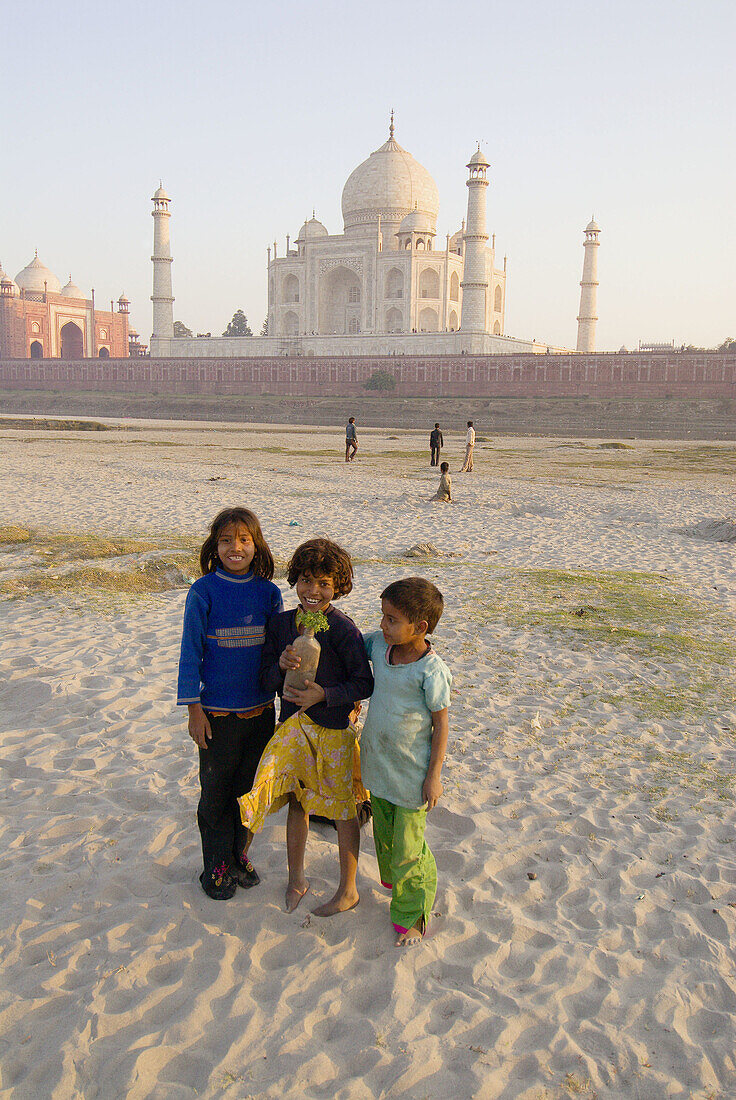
[{"x1": 1, "y1": 420, "x2": 735, "y2": 1099}]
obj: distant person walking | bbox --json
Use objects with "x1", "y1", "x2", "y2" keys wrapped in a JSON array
[
  {"x1": 459, "y1": 421, "x2": 475, "y2": 472},
  {"x1": 429, "y1": 423, "x2": 443, "y2": 466},
  {"x1": 345, "y1": 417, "x2": 358, "y2": 463}
]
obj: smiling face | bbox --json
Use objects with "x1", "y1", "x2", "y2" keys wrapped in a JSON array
[
  {"x1": 380, "y1": 598, "x2": 426, "y2": 648},
  {"x1": 217, "y1": 521, "x2": 256, "y2": 575},
  {"x1": 295, "y1": 571, "x2": 335, "y2": 614}
]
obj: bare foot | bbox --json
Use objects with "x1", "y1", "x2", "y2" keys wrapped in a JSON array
[
  {"x1": 396, "y1": 919, "x2": 426, "y2": 947},
  {"x1": 285, "y1": 880, "x2": 310, "y2": 912},
  {"x1": 312, "y1": 890, "x2": 359, "y2": 917}
]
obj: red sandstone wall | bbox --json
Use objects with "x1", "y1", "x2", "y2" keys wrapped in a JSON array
[{"x1": 0, "y1": 352, "x2": 734, "y2": 398}]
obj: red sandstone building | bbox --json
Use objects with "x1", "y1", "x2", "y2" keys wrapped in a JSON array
[{"x1": 0, "y1": 253, "x2": 130, "y2": 360}]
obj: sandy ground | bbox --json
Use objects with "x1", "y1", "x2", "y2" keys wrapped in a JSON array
[{"x1": 0, "y1": 418, "x2": 735, "y2": 1100}]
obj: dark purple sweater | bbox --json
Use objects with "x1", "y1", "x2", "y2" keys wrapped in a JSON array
[{"x1": 260, "y1": 606, "x2": 374, "y2": 729}]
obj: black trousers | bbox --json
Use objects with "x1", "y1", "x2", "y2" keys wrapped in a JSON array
[
  {"x1": 197, "y1": 706, "x2": 275, "y2": 877},
  {"x1": 430, "y1": 445, "x2": 441, "y2": 466}
]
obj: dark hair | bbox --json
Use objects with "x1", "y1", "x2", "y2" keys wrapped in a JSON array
[
  {"x1": 440, "y1": 461, "x2": 449, "y2": 472},
  {"x1": 381, "y1": 577, "x2": 444, "y2": 634},
  {"x1": 199, "y1": 507, "x2": 274, "y2": 579},
  {"x1": 287, "y1": 538, "x2": 353, "y2": 597},
  {"x1": 348, "y1": 416, "x2": 355, "y2": 424},
  {"x1": 467, "y1": 420, "x2": 473, "y2": 427},
  {"x1": 434, "y1": 422, "x2": 440, "y2": 428}
]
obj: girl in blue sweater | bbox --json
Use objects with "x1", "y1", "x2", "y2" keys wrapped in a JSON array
[{"x1": 177, "y1": 508, "x2": 283, "y2": 900}]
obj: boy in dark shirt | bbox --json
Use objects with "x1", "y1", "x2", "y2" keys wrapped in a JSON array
[{"x1": 429, "y1": 423, "x2": 443, "y2": 466}]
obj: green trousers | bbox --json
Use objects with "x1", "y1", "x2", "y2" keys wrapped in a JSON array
[{"x1": 371, "y1": 795, "x2": 437, "y2": 934}]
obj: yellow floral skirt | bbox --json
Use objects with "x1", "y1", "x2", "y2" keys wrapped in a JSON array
[{"x1": 238, "y1": 712, "x2": 368, "y2": 833}]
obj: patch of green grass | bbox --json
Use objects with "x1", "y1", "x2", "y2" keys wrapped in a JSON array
[
  {"x1": 0, "y1": 525, "x2": 32, "y2": 545},
  {"x1": 599, "y1": 683, "x2": 721, "y2": 721},
  {"x1": 468, "y1": 567, "x2": 736, "y2": 665},
  {"x1": 0, "y1": 418, "x2": 110, "y2": 432},
  {"x1": 0, "y1": 525, "x2": 200, "y2": 561},
  {"x1": 0, "y1": 557, "x2": 196, "y2": 613},
  {"x1": 0, "y1": 558, "x2": 194, "y2": 598}
]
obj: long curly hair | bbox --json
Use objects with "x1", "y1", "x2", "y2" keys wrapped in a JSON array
[
  {"x1": 199, "y1": 507, "x2": 274, "y2": 579},
  {"x1": 287, "y1": 538, "x2": 353, "y2": 597}
]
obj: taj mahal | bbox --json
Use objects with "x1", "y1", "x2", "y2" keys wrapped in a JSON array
[{"x1": 150, "y1": 118, "x2": 598, "y2": 359}]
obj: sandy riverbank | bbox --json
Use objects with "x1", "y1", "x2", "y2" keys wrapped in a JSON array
[{"x1": 1, "y1": 418, "x2": 735, "y2": 1099}]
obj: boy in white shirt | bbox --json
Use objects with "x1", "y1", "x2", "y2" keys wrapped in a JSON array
[{"x1": 460, "y1": 420, "x2": 475, "y2": 471}]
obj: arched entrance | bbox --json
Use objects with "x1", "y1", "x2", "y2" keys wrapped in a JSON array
[
  {"x1": 318, "y1": 266, "x2": 362, "y2": 335},
  {"x1": 60, "y1": 322, "x2": 84, "y2": 359},
  {"x1": 419, "y1": 307, "x2": 438, "y2": 332},
  {"x1": 98, "y1": 347, "x2": 110, "y2": 358},
  {"x1": 30, "y1": 341, "x2": 43, "y2": 359},
  {"x1": 282, "y1": 311, "x2": 299, "y2": 336},
  {"x1": 385, "y1": 307, "x2": 403, "y2": 333}
]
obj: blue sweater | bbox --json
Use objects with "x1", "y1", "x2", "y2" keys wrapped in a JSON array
[
  {"x1": 177, "y1": 568, "x2": 283, "y2": 710},
  {"x1": 260, "y1": 606, "x2": 374, "y2": 729}
]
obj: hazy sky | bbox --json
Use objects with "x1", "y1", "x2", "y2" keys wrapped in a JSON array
[{"x1": 3, "y1": 0, "x2": 734, "y2": 351}]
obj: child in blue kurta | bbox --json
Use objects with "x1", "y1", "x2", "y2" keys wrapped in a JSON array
[
  {"x1": 178, "y1": 507, "x2": 283, "y2": 900},
  {"x1": 360, "y1": 577, "x2": 452, "y2": 946}
]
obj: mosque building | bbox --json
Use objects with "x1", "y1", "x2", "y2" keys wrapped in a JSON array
[
  {"x1": 0, "y1": 253, "x2": 131, "y2": 359},
  {"x1": 150, "y1": 119, "x2": 574, "y2": 357}
]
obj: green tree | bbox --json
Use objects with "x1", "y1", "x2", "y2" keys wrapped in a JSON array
[
  {"x1": 223, "y1": 310, "x2": 252, "y2": 337},
  {"x1": 364, "y1": 369, "x2": 396, "y2": 392},
  {"x1": 173, "y1": 320, "x2": 193, "y2": 338},
  {"x1": 260, "y1": 316, "x2": 269, "y2": 336}
]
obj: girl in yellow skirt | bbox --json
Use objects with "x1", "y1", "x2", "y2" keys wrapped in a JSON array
[{"x1": 238, "y1": 539, "x2": 374, "y2": 916}]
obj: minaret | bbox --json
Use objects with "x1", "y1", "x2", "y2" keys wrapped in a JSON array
[
  {"x1": 460, "y1": 147, "x2": 490, "y2": 333},
  {"x1": 150, "y1": 183, "x2": 174, "y2": 352},
  {"x1": 576, "y1": 217, "x2": 600, "y2": 353}
]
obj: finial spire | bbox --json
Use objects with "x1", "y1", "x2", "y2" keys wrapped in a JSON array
[{"x1": 389, "y1": 109, "x2": 395, "y2": 139}]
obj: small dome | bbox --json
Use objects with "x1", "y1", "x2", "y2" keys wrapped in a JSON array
[
  {"x1": 399, "y1": 208, "x2": 435, "y2": 235},
  {"x1": 449, "y1": 227, "x2": 464, "y2": 252},
  {"x1": 0, "y1": 262, "x2": 18, "y2": 295},
  {"x1": 152, "y1": 183, "x2": 170, "y2": 201},
  {"x1": 61, "y1": 276, "x2": 85, "y2": 300},
  {"x1": 586, "y1": 217, "x2": 600, "y2": 232},
  {"x1": 468, "y1": 148, "x2": 489, "y2": 168},
  {"x1": 15, "y1": 253, "x2": 61, "y2": 295},
  {"x1": 296, "y1": 216, "x2": 329, "y2": 242}
]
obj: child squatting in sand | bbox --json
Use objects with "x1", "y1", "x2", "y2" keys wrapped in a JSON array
[
  {"x1": 360, "y1": 577, "x2": 452, "y2": 945},
  {"x1": 433, "y1": 461, "x2": 452, "y2": 502},
  {"x1": 238, "y1": 538, "x2": 374, "y2": 916}
]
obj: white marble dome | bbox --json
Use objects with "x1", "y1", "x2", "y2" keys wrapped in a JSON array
[
  {"x1": 341, "y1": 130, "x2": 439, "y2": 235},
  {"x1": 0, "y1": 262, "x2": 18, "y2": 295},
  {"x1": 399, "y1": 208, "x2": 435, "y2": 235},
  {"x1": 15, "y1": 253, "x2": 61, "y2": 295},
  {"x1": 586, "y1": 217, "x2": 600, "y2": 232},
  {"x1": 61, "y1": 276, "x2": 85, "y2": 299},
  {"x1": 296, "y1": 216, "x2": 329, "y2": 241}
]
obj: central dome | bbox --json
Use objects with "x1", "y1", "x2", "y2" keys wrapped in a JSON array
[{"x1": 341, "y1": 128, "x2": 439, "y2": 236}]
